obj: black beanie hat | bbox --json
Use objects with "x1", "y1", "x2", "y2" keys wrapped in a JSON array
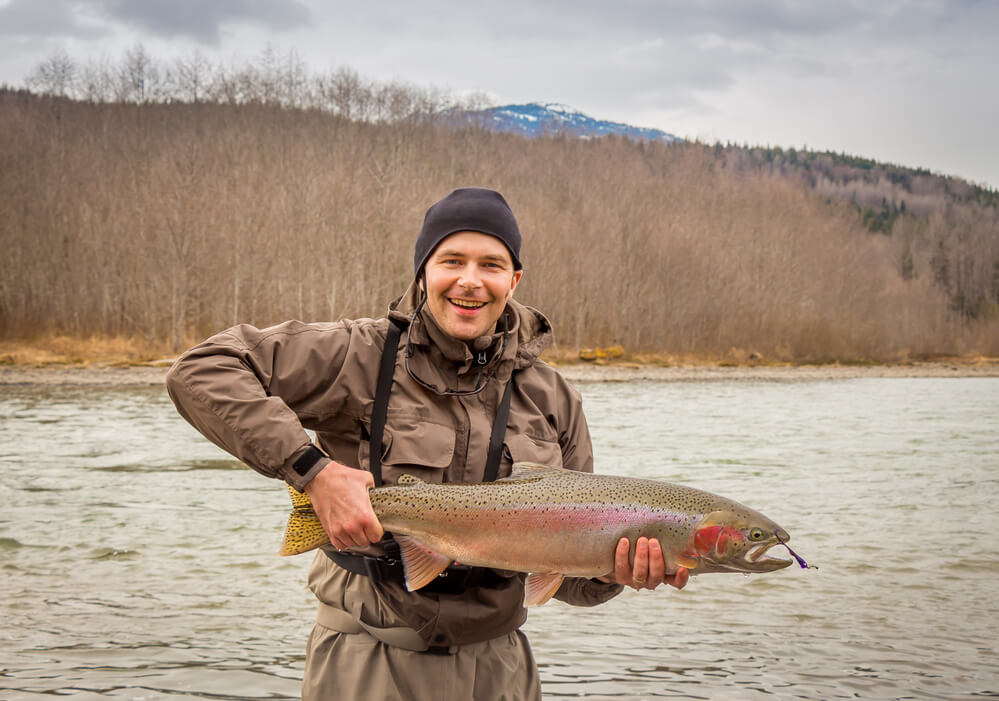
[{"x1": 414, "y1": 187, "x2": 523, "y2": 277}]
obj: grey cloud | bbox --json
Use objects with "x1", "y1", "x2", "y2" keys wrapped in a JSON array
[
  {"x1": 477, "y1": 0, "x2": 877, "y2": 42},
  {"x1": 0, "y1": 0, "x2": 311, "y2": 44},
  {"x1": 451, "y1": 0, "x2": 998, "y2": 53},
  {"x1": 97, "y1": 0, "x2": 312, "y2": 43},
  {"x1": 0, "y1": 0, "x2": 108, "y2": 38}
]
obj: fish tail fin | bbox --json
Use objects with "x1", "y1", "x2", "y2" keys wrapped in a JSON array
[
  {"x1": 279, "y1": 484, "x2": 329, "y2": 556},
  {"x1": 287, "y1": 482, "x2": 313, "y2": 510}
]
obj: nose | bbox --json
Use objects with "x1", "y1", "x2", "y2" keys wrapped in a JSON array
[{"x1": 457, "y1": 266, "x2": 482, "y2": 290}]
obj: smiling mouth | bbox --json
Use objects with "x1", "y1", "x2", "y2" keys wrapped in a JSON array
[{"x1": 449, "y1": 298, "x2": 487, "y2": 310}]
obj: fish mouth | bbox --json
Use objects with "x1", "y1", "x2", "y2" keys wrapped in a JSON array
[{"x1": 737, "y1": 542, "x2": 793, "y2": 572}]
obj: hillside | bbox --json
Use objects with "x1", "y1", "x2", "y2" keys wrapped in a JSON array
[
  {"x1": 466, "y1": 102, "x2": 681, "y2": 143},
  {"x1": 463, "y1": 104, "x2": 999, "y2": 326},
  {"x1": 2, "y1": 77, "x2": 997, "y2": 361}
]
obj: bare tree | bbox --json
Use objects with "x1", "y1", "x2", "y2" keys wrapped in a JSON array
[
  {"x1": 25, "y1": 50, "x2": 77, "y2": 96},
  {"x1": 7, "y1": 47, "x2": 998, "y2": 359},
  {"x1": 116, "y1": 44, "x2": 159, "y2": 102},
  {"x1": 79, "y1": 54, "x2": 115, "y2": 102},
  {"x1": 170, "y1": 50, "x2": 212, "y2": 103},
  {"x1": 317, "y1": 66, "x2": 370, "y2": 120}
]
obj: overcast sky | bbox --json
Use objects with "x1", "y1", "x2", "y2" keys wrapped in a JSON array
[{"x1": 2, "y1": 0, "x2": 996, "y2": 189}]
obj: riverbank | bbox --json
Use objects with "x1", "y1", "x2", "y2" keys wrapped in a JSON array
[{"x1": 2, "y1": 358, "x2": 998, "y2": 387}]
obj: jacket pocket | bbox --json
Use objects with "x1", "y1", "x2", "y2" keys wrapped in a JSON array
[
  {"x1": 498, "y1": 432, "x2": 563, "y2": 479},
  {"x1": 360, "y1": 413, "x2": 455, "y2": 485}
]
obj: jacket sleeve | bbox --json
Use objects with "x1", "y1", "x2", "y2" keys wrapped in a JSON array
[
  {"x1": 554, "y1": 376, "x2": 594, "y2": 474},
  {"x1": 165, "y1": 319, "x2": 359, "y2": 491},
  {"x1": 550, "y1": 372, "x2": 626, "y2": 606}
]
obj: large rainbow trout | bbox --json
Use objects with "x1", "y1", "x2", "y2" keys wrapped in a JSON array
[{"x1": 280, "y1": 462, "x2": 805, "y2": 605}]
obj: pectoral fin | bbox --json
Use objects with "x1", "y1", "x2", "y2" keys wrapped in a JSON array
[
  {"x1": 524, "y1": 572, "x2": 565, "y2": 607},
  {"x1": 394, "y1": 535, "x2": 452, "y2": 591},
  {"x1": 675, "y1": 553, "x2": 700, "y2": 570}
]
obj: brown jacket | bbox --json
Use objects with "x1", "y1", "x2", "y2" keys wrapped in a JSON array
[{"x1": 166, "y1": 281, "x2": 622, "y2": 645}]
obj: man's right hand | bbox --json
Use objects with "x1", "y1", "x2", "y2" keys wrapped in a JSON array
[{"x1": 304, "y1": 461, "x2": 384, "y2": 550}]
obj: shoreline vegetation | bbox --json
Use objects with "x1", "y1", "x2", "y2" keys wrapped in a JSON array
[
  {"x1": 2, "y1": 338, "x2": 996, "y2": 386},
  {"x1": 4, "y1": 49, "x2": 998, "y2": 363},
  {"x1": 3, "y1": 361, "x2": 997, "y2": 388}
]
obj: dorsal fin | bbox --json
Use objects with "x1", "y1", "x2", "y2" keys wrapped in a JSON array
[
  {"x1": 396, "y1": 474, "x2": 425, "y2": 486},
  {"x1": 500, "y1": 462, "x2": 564, "y2": 482}
]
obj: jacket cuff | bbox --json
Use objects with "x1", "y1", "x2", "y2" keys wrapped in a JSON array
[
  {"x1": 281, "y1": 444, "x2": 331, "y2": 492},
  {"x1": 554, "y1": 576, "x2": 624, "y2": 607},
  {"x1": 581, "y1": 578, "x2": 625, "y2": 604}
]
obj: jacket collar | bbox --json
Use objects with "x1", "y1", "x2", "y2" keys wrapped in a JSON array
[{"x1": 388, "y1": 280, "x2": 553, "y2": 373}]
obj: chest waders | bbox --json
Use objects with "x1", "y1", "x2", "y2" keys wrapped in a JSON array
[{"x1": 325, "y1": 318, "x2": 515, "y2": 596}]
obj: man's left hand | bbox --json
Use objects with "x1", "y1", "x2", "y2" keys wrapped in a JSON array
[{"x1": 598, "y1": 536, "x2": 689, "y2": 591}]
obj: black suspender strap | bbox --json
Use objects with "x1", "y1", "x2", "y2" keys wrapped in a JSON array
[
  {"x1": 370, "y1": 319, "x2": 403, "y2": 488},
  {"x1": 369, "y1": 318, "x2": 514, "y2": 487},
  {"x1": 338, "y1": 321, "x2": 515, "y2": 589},
  {"x1": 483, "y1": 377, "x2": 513, "y2": 483}
]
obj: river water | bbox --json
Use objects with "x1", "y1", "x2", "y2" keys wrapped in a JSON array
[{"x1": 1, "y1": 377, "x2": 997, "y2": 699}]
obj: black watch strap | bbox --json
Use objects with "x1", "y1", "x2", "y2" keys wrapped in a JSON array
[{"x1": 292, "y1": 445, "x2": 326, "y2": 476}]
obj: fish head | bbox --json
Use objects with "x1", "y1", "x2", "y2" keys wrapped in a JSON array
[{"x1": 687, "y1": 510, "x2": 793, "y2": 573}]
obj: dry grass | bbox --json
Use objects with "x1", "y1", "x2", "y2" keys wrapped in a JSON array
[
  {"x1": 1, "y1": 333, "x2": 995, "y2": 371},
  {"x1": 0, "y1": 335, "x2": 174, "y2": 367}
]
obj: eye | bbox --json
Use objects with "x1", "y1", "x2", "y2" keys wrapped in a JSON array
[{"x1": 749, "y1": 528, "x2": 766, "y2": 541}]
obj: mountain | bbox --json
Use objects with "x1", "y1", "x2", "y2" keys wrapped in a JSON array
[{"x1": 467, "y1": 102, "x2": 682, "y2": 143}]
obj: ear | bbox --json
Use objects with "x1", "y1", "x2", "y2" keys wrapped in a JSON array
[{"x1": 507, "y1": 269, "x2": 523, "y2": 299}]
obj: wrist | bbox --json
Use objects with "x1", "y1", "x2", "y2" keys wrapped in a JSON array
[
  {"x1": 293, "y1": 445, "x2": 326, "y2": 477},
  {"x1": 287, "y1": 445, "x2": 330, "y2": 492}
]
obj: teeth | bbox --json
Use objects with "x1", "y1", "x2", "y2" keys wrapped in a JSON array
[{"x1": 450, "y1": 299, "x2": 486, "y2": 309}]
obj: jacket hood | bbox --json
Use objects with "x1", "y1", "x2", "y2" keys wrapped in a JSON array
[{"x1": 388, "y1": 279, "x2": 553, "y2": 372}]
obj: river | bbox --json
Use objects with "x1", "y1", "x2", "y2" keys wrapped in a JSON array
[{"x1": 1, "y1": 377, "x2": 997, "y2": 699}]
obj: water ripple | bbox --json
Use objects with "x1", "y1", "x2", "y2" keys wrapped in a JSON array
[{"x1": 2, "y1": 378, "x2": 997, "y2": 699}]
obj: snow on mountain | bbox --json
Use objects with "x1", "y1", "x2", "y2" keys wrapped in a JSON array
[{"x1": 467, "y1": 102, "x2": 681, "y2": 143}]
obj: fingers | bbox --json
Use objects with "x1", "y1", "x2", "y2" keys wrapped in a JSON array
[
  {"x1": 613, "y1": 537, "x2": 631, "y2": 583},
  {"x1": 330, "y1": 512, "x2": 382, "y2": 550},
  {"x1": 611, "y1": 537, "x2": 686, "y2": 592},
  {"x1": 666, "y1": 566, "x2": 690, "y2": 591},
  {"x1": 648, "y1": 538, "x2": 666, "y2": 584},
  {"x1": 632, "y1": 537, "x2": 650, "y2": 587},
  {"x1": 327, "y1": 501, "x2": 382, "y2": 550},
  {"x1": 363, "y1": 516, "x2": 385, "y2": 545},
  {"x1": 306, "y1": 461, "x2": 384, "y2": 550}
]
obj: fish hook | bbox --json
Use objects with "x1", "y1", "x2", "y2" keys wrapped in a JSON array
[{"x1": 775, "y1": 531, "x2": 814, "y2": 570}]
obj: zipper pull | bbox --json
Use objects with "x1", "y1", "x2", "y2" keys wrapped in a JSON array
[{"x1": 477, "y1": 351, "x2": 488, "y2": 366}]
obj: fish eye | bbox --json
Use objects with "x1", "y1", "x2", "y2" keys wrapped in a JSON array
[{"x1": 749, "y1": 528, "x2": 765, "y2": 541}]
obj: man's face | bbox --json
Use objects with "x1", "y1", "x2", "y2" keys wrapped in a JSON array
[{"x1": 422, "y1": 231, "x2": 523, "y2": 341}]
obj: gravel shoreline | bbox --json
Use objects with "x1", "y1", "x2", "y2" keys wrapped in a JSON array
[{"x1": 2, "y1": 361, "x2": 997, "y2": 387}]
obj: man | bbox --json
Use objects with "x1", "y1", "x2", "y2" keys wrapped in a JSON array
[{"x1": 166, "y1": 187, "x2": 687, "y2": 700}]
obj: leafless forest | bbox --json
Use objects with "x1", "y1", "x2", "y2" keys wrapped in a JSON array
[{"x1": 3, "y1": 48, "x2": 998, "y2": 361}]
